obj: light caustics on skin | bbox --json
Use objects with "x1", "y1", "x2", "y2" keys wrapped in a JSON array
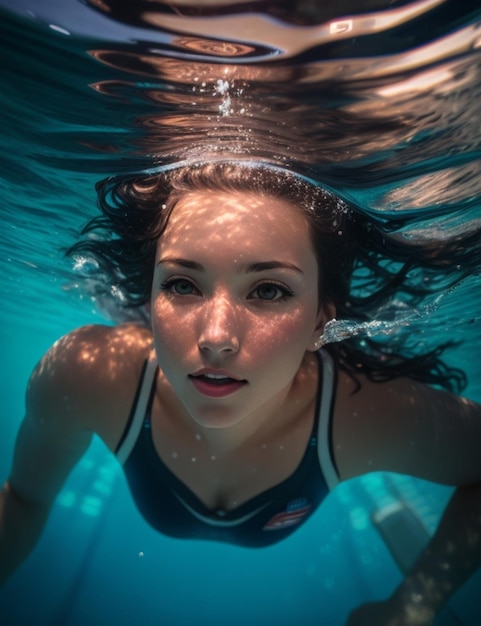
[{"x1": 149, "y1": 189, "x2": 323, "y2": 436}]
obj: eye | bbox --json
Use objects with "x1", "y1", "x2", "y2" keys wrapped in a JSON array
[
  {"x1": 249, "y1": 282, "x2": 294, "y2": 302},
  {"x1": 160, "y1": 278, "x2": 199, "y2": 296}
]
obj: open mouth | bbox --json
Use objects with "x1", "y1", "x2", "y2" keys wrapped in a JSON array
[
  {"x1": 190, "y1": 374, "x2": 247, "y2": 387},
  {"x1": 190, "y1": 373, "x2": 245, "y2": 386},
  {"x1": 188, "y1": 373, "x2": 247, "y2": 397}
]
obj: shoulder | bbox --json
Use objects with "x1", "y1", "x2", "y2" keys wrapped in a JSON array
[
  {"x1": 332, "y1": 369, "x2": 481, "y2": 486},
  {"x1": 27, "y1": 323, "x2": 153, "y2": 447}
]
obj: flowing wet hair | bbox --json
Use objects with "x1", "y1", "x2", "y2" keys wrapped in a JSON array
[{"x1": 69, "y1": 161, "x2": 477, "y2": 393}]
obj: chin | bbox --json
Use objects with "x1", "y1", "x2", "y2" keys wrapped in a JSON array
[
  {"x1": 194, "y1": 416, "x2": 243, "y2": 430},
  {"x1": 189, "y1": 407, "x2": 245, "y2": 430}
]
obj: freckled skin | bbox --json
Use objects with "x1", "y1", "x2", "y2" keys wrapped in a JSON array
[{"x1": 150, "y1": 190, "x2": 327, "y2": 445}]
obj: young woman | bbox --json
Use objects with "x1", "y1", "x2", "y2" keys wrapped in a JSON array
[{"x1": 1, "y1": 162, "x2": 481, "y2": 625}]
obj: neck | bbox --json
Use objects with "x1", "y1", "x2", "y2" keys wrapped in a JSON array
[
  {"x1": 157, "y1": 352, "x2": 320, "y2": 458},
  {"x1": 194, "y1": 385, "x2": 293, "y2": 457},
  {"x1": 188, "y1": 353, "x2": 320, "y2": 458}
]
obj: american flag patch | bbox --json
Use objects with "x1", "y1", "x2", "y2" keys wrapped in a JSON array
[{"x1": 263, "y1": 498, "x2": 311, "y2": 531}]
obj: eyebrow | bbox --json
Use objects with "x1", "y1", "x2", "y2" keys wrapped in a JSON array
[{"x1": 156, "y1": 258, "x2": 303, "y2": 274}]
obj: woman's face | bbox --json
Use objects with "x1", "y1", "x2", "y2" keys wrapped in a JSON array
[{"x1": 150, "y1": 189, "x2": 329, "y2": 431}]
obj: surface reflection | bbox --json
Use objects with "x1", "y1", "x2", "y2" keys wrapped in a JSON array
[
  {"x1": 78, "y1": 0, "x2": 481, "y2": 238},
  {"x1": 2, "y1": 0, "x2": 480, "y2": 234}
]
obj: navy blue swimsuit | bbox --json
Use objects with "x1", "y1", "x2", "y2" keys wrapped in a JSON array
[{"x1": 116, "y1": 350, "x2": 339, "y2": 548}]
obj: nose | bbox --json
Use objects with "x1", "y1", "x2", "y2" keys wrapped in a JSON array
[{"x1": 197, "y1": 295, "x2": 240, "y2": 355}]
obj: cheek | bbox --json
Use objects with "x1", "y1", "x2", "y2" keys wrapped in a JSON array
[
  {"x1": 150, "y1": 295, "x2": 318, "y2": 359},
  {"x1": 150, "y1": 299, "x2": 195, "y2": 352},
  {"x1": 244, "y1": 307, "x2": 316, "y2": 357}
]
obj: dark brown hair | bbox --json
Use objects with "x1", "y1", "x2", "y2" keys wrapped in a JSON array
[{"x1": 69, "y1": 161, "x2": 476, "y2": 392}]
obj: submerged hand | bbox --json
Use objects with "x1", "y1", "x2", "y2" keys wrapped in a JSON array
[{"x1": 345, "y1": 599, "x2": 435, "y2": 626}]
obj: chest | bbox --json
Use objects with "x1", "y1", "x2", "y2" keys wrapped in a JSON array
[{"x1": 150, "y1": 400, "x2": 317, "y2": 511}]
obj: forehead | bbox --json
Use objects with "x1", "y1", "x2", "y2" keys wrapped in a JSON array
[{"x1": 158, "y1": 190, "x2": 313, "y2": 257}]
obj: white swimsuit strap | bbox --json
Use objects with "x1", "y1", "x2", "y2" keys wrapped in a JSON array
[
  {"x1": 317, "y1": 349, "x2": 340, "y2": 491},
  {"x1": 116, "y1": 350, "x2": 158, "y2": 465}
]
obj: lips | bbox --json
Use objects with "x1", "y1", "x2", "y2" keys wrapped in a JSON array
[
  {"x1": 189, "y1": 369, "x2": 247, "y2": 398},
  {"x1": 194, "y1": 373, "x2": 237, "y2": 386}
]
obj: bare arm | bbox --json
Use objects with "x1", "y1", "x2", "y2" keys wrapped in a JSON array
[
  {"x1": 0, "y1": 343, "x2": 93, "y2": 585},
  {"x1": 0, "y1": 323, "x2": 151, "y2": 585},
  {"x1": 336, "y1": 375, "x2": 481, "y2": 624},
  {"x1": 346, "y1": 483, "x2": 481, "y2": 626},
  {"x1": 0, "y1": 416, "x2": 92, "y2": 584},
  {"x1": 391, "y1": 482, "x2": 481, "y2": 622}
]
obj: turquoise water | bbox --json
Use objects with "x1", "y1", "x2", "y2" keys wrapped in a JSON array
[{"x1": 1, "y1": 1, "x2": 481, "y2": 624}]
